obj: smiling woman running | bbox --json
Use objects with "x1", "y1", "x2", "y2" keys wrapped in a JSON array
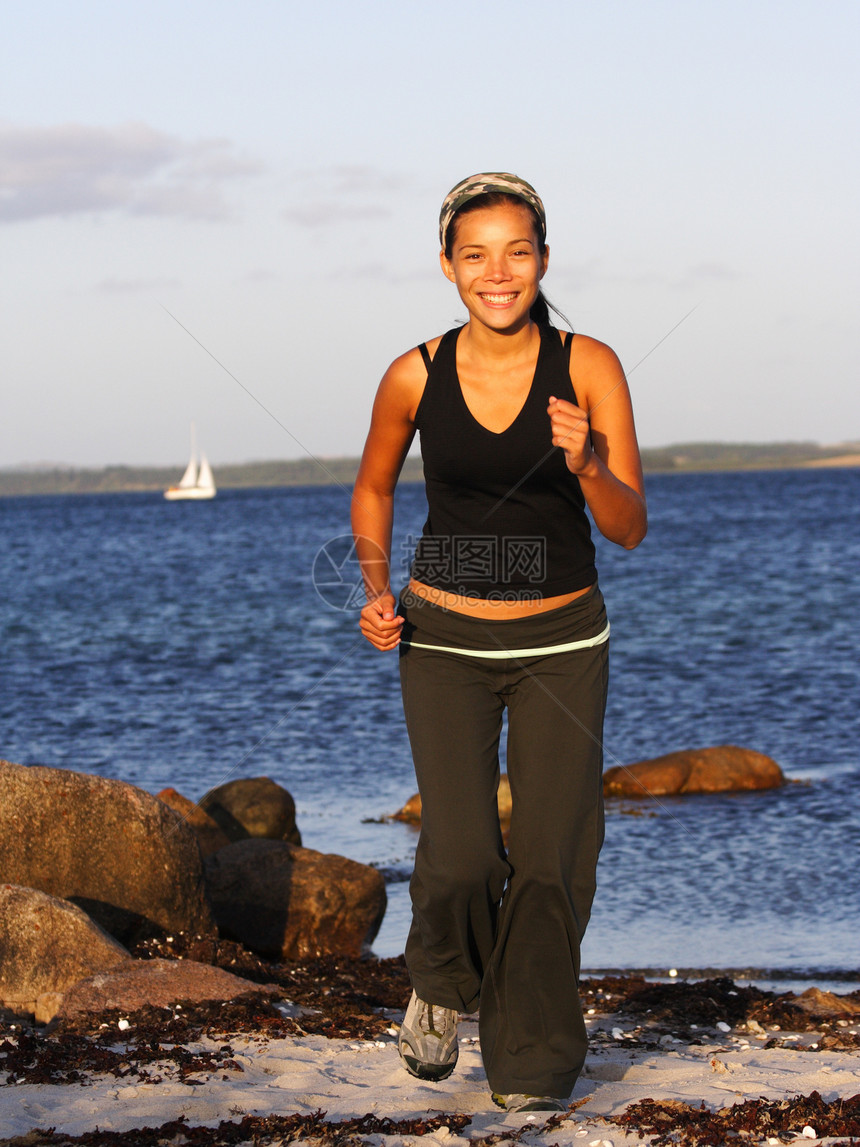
[{"x1": 351, "y1": 173, "x2": 647, "y2": 1112}]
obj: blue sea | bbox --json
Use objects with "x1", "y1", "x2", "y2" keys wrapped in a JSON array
[{"x1": 2, "y1": 469, "x2": 858, "y2": 990}]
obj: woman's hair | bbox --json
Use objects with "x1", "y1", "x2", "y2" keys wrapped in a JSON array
[{"x1": 443, "y1": 191, "x2": 571, "y2": 329}]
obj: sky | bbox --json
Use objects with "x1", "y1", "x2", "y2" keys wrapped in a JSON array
[{"x1": 1, "y1": 0, "x2": 858, "y2": 469}]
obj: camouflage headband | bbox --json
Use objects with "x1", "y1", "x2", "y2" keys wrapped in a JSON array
[{"x1": 439, "y1": 172, "x2": 546, "y2": 249}]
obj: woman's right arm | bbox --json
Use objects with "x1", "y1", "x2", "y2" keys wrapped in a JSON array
[{"x1": 351, "y1": 348, "x2": 426, "y2": 651}]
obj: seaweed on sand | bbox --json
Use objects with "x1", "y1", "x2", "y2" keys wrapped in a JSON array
[
  {"x1": 610, "y1": 1090, "x2": 860, "y2": 1146},
  {"x1": 0, "y1": 1110, "x2": 473, "y2": 1147}
]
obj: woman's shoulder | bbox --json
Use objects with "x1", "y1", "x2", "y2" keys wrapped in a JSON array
[
  {"x1": 384, "y1": 329, "x2": 452, "y2": 382},
  {"x1": 555, "y1": 327, "x2": 619, "y2": 363},
  {"x1": 375, "y1": 332, "x2": 449, "y2": 421},
  {"x1": 564, "y1": 330, "x2": 629, "y2": 408}
]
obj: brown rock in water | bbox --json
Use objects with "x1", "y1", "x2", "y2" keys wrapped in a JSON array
[
  {"x1": 0, "y1": 885, "x2": 130, "y2": 1019},
  {"x1": 205, "y1": 839, "x2": 386, "y2": 960},
  {"x1": 602, "y1": 745, "x2": 785, "y2": 798},
  {"x1": 793, "y1": 986, "x2": 860, "y2": 1018},
  {"x1": 0, "y1": 760, "x2": 216, "y2": 945},
  {"x1": 157, "y1": 787, "x2": 231, "y2": 857},
  {"x1": 200, "y1": 776, "x2": 302, "y2": 846},
  {"x1": 393, "y1": 774, "x2": 513, "y2": 825},
  {"x1": 54, "y1": 957, "x2": 278, "y2": 1023}
]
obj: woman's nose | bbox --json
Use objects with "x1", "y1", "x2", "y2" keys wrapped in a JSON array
[{"x1": 484, "y1": 256, "x2": 510, "y2": 282}]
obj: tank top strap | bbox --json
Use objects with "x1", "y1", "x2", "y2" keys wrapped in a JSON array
[{"x1": 417, "y1": 342, "x2": 433, "y2": 374}]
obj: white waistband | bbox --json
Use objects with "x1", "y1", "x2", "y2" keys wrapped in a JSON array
[{"x1": 400, "y1": 621, "x2": 610, "y2": 660}]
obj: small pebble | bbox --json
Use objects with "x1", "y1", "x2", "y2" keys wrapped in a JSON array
[
  {"x1": 612, "y1": 1027, "x2": 625, "y2": 1040},
  {"x1": 801, "y1": 1127, "x2": 816, "y2": 1139},
  {"x1": 716, "y1": 1021, "x2": 731, "y2": 1032},
  {"x1": 117, "y1": 1018, "x2": 130, "y2": 1031}
]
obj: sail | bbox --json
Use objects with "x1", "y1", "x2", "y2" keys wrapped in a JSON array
[
  {"x1": 177, "y1": 458, "x2": 198, "y2": 488},
  {"x1": 197, "y1": 454, "x2": 216, "y2": 493}
]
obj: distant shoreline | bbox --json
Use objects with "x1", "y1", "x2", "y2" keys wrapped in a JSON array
[{"x1": 1, "y1": 442, "x2": 859, "y2": 497}]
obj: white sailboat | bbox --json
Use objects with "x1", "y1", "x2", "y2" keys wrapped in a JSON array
[{"x1": 164, "y1": 425, "x2": 216, "y2": 501}]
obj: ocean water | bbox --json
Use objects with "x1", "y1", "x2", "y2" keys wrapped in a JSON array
[{"x1": 2, "y1": 469, "x2": 858, "y2": 988}]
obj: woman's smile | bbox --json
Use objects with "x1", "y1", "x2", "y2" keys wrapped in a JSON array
[{"x1": 478, "y1": 290, "x2": 520, "y2": 306}]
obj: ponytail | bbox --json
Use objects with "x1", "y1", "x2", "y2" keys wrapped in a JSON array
[{"x1": 531, "y1": 288, "x2": 573, "y2": 332}]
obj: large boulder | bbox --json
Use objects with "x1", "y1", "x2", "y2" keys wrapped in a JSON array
[
  {"x1": 53, "y1": 958, "x2": 278, "y2": 1025},
  {"x1": 0, "y1": 761, "x2": 215, "y2": 945},
  {"x1": 0, "y1": 884, "x2": 130, "y2": 1019},
  {"x1": 602, "y1": 745, "x2": 785, "y2": 798},
  {"x1": 157, "y1": 787, "x2": 231, "y2": 857},
  {"x1": 199, "y1": 776, "x2": 302, "y2": 846},
  {"x1": 205, "y1": 839, "x2": 386, "y2": 960}
]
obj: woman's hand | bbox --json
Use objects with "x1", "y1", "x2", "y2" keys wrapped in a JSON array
[
  {"x1": 359, "y1": 592, "x2": 405, "y2": 651},
  {"x1": 547, "y1": 396, "x2": 596, "y2": 476}
]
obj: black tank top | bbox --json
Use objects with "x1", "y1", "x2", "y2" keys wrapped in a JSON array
[{"x1": 411, "y1": 323, "x2": 597, "y2": 598}]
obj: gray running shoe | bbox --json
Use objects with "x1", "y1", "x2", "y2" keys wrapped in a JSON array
[
  {"x1": 397, "y1": 991, "x2": 459, "y2": 1081},
  {"x1": 492, "y1": 1093, "x2": 567, "y2": 1113}
]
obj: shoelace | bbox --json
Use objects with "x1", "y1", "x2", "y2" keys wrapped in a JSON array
[{"x1": 421, "y1": 1002, "x2": 452, "y2": 1036}]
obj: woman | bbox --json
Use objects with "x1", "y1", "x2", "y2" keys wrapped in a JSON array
[{"x1": 351, "y1": 173, "x2": 646, "y2": 1112}]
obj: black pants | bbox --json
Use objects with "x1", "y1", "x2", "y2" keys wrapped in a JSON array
[{"x1": 398, "y1": 585, "x2": 609, "y2": 1099}]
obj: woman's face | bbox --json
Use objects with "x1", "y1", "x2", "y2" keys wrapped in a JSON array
[{"x1": 440, "y1": 200, "x2": 548, "y2": 332}]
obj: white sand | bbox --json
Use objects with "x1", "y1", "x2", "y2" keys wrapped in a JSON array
[{"x1": 2, "y1": 1010, "x2": 858, "y2": 1144}]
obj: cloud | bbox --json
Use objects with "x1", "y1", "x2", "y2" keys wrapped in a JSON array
[
  {"x1": 674, "y1": 261, "x2": 740, "y2": 287},
  {"x1": 94, "y1": 275, "x2": 181, "y2": 293},
  {"x1": 281, "y1": 163, "x2": 405, "y2": 228},
  {"x1": 282, "y1": 203, "x2": 390, "y2": 228},
  {"x1": 0, "y1": 121, "x2": 261, "y2": 223},
  {"x1": 240, "y1": 268, "x2": 281, "y2": 284},
  {"x1": 550, "y1": 258, "x2": 740, "y2": 293}
]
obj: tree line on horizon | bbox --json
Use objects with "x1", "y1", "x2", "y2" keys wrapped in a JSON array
[{"x1": 1, "y1": 441, "x2": 858, "y2": 497}]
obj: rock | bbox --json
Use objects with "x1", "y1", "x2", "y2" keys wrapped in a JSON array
[
  {"x1": 199, "y1": 776, "x2": 302, "y2": 846},
  {"x1": 53, "y1": 957, "x2": 278, "y2": 1024},
  {"x1": 157, "y1": 787, "x2": 231, "y2": 857},
  {"x1": 393, "y1": 774, "x2": 513, "y2": 825},
  {"x1": 0, "y1": 885, "x2": 130, "y2": 1018},
  {"x1": 602, "y1": 746, "x2": 785, "y2": 798},
  {"x1": 205, "y1": 839, "x2": 386, "y2": 960},
  {"x1": 0, "y1": 760, "x2": 216, "y2": 945},
  {"x1": 794, "y1": 987, "x2": 860, "y2": 1018}
]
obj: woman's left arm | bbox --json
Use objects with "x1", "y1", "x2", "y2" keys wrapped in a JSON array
[{"x1": 547, "y1": 335, "x2": 647, "y2": 549}]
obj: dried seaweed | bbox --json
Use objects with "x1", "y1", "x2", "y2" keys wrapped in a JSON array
[
  {"x1": 591, "y1": 974, "x2": 860, "y2": 1035},
  {"x1": 0, "y1": 949, "x2": 413, "y2": 1086},
  {"x1": 0, "y1": 1028, "x2": 245, "y2": 1086},
  {"x1": 0, "y1": 1111, "x2": 473, "y2": 1147},
  {"x1": 610, "y1": 1090, "x2": 860, "y2": 1146}
]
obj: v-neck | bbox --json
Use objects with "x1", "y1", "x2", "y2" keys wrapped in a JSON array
[{"x1": 452, "y1": 325, "x2": 544, "y2": 437}]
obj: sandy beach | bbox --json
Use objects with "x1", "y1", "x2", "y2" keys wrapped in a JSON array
[{"x1": 2, "y1": 957, "x2": 858, "y2": 1146}]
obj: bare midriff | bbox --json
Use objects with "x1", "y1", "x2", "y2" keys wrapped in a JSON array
[{"x1": 406, "y1": 577, "x2": 593, "y2": 619}]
